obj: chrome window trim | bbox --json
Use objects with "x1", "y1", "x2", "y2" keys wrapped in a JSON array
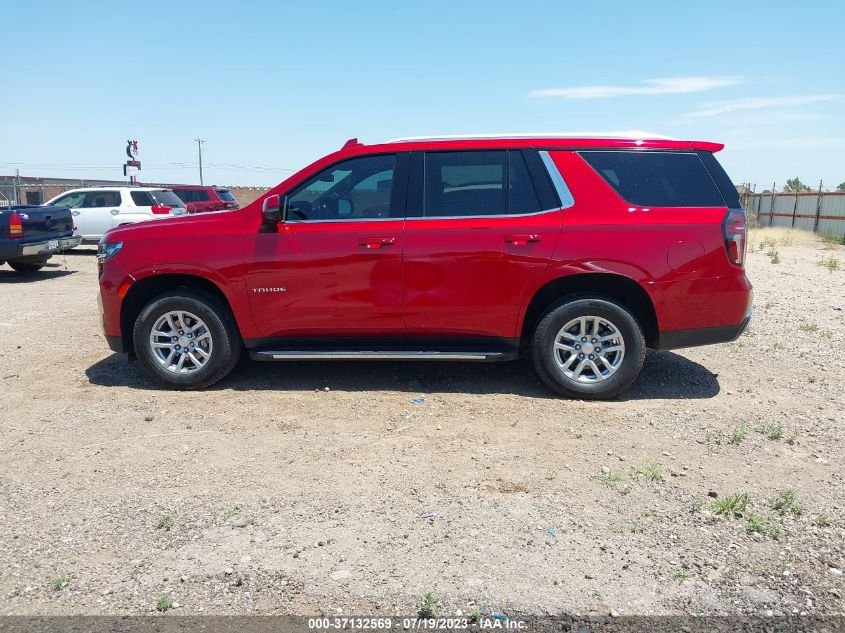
[
  {"x1": 406, "y1": 208, "x2": 562, "y2": 222},
  {"x1": 539, "y1": 150, "x2": 575, "y2": 209},
  {"x1": 284, "y1": 216, "x2": 400, "y2": 224},
  {"x1": 285, "y1": 208, "x2": 565, "y2": 223}
]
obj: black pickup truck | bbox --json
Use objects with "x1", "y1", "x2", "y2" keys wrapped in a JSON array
[{"x1": 0, "y1": 205, "x2": 82, "y2": 273}]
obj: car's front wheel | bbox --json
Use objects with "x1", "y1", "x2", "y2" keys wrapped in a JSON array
[
  {"x1": 532, "y1": 297, "x2": 645, "y2": 399},
  {"x1": 133, "y1": 289, "x2": 242, "y2": 390}
]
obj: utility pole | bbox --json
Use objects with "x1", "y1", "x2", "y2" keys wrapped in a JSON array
[{"x1": 195, "y1": 138, "x2": 205, "y2": 185}]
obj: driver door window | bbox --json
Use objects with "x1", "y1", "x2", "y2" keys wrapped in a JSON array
[{"x1": 286, "y1": 154, "x2": 396, "y2": 221}]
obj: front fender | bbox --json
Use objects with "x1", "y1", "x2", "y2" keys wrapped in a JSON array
[{"x1": 123, "y1": 261, "x2": 259, "y2": 340}]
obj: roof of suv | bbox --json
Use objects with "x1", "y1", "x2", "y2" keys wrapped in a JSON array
[
  {"x1": 257, "y1": 133, "x2": 727, "y2": 205},
  {"x1": 349, "y1": 134, "x2": 725, "y2": 153},
  {"x1": 170, "y1": 185, "x2": 229, "y2": 190},
  {"x1": 58, "y1": 186, "x2": 175, "y2": 193}
]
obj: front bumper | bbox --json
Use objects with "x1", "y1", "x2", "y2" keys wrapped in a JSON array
[
  {"x1": 18, "y1": 236, "x2": 82, "y2": 257},
  {"x1": 105, "y1": 334, "x2": 125, "y2": 353},
  {"x1": 658, "y1": 306, "x2": 753, "y2": 351}
]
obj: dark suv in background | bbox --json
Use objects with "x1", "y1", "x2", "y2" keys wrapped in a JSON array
[{"x1": 171, "y1": 186, "x2": 239, "y2": 214}]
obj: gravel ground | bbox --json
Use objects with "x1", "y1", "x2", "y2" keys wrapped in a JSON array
[{"x1": 0, "y1": 232, "x2": 843, "y2": 618}]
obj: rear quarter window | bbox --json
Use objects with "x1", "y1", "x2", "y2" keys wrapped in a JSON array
[
  {"x1": 579, "y1": 151, "x2": 726, "y2": 207},
  {"x1": 131, "y1": 191, "x2": 154, "y2": 206},
  {"x1": 697, "y1": 151, "x2": 741, "y2": 208},
  {"x1": 149, "y1": 191, "x2": 185, "y2": 207}
]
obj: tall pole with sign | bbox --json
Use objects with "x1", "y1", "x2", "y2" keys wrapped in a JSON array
[{"x1": 124, "y1": 140, "x2": 141, "y2": 185}]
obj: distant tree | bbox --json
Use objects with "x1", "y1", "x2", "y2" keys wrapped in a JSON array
[
  {"x1": 837, "y1": 182, "x2": 845, "y2": 192},
  {"x1": 783, "y1": 177, "x2": 813, "y2": 193}
]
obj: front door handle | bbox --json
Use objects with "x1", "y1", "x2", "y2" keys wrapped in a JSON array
[
  {"x1": 110, "y1": 209, "x2": 120, "y2": 215},
  {"x1": 504, "y1": 234, "x2": 542, "y2": 246},
  {"x1": 71, "y1": 210, "x2": 80, "y2": 216},
  {"x1": 359, "y1": 237, "x2": 396, "y2": 249}
]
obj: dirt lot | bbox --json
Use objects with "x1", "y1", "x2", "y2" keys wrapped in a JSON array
[{"x1": 1, "y1": 230, "x2": 843, "y2": 618}]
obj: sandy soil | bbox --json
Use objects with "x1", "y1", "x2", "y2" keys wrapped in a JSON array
[{"x1": 0, "y1": 234, "x2": 843, "y2": 617}]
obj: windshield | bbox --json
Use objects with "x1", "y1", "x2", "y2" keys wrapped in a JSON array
[
  {"x1": 149, "y1": 190, "x2": 185, "y2": 207},
  {"x1": 216, "y1": 189, "x2": 237, "y2": 203}
]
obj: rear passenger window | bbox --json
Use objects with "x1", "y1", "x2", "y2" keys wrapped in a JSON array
[
  {"x1": 131, "y1": 191, "x2": 154, "y2": 206},
  {"x1": 425, "y1": 151, "x2": 505, "y2": 216},
  {"x1": 579, "y1": 151, "x2": 726, "y2": 207},
  {"x1": 84, "y1": 191, "x2": 120, "y2": 207},
  {"x1": 423, "y1": 151, "x2": 542, "y2": 217}
]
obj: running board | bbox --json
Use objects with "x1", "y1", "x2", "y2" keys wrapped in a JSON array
[{"x1": 250, "y1": 350, "x2": 514, "y2": 362}]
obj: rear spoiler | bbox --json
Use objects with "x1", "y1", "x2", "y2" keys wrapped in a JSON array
[{"x1": 690, "y1": 141, "x2": 724, "y2": 153}]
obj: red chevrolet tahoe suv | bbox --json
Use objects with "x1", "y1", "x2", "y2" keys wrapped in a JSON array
[
  {"x1": 97, "y1": 135, "x2": 752, "y2": 399},
  {"x1": 171, "y1": 186, "x2": 240, "y2": 214}
]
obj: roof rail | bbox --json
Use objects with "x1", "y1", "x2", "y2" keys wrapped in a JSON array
[{"x1": 387, "y1": 131, "x2": 676, "y2": 143}]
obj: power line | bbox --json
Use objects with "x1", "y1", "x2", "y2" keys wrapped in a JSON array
[{"x1": 0, "y1": 161, "x2": 296, "y2": 172}]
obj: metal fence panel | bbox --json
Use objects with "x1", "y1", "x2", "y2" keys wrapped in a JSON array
[
  {"x1": 771, "y1": 195, "x2": 795, "y2": 229},
  {"x1": 744, "y1": 193, "x2": 845, "y2": 241},
  {"x1": 795, "y1": 195, "x2": 818, "y2": 232},
  {"x1": 818, "y1": 194, "x2": 845, "y2": 238}
]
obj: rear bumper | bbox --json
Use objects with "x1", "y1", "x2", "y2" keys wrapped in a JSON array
[
  {"x1": 658, "y1": 306, "x2": 753, "y2": 351},
  {"x1": 14, "y1": 236, "x2": 82, "y2": 258}
]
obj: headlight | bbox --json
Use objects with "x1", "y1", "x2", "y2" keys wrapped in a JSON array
[{"x1": 97, "y1": 241, "x2": 123, "y2": 263}]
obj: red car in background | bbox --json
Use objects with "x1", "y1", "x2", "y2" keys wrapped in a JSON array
[
  {"x1": 171, "y1": 185, "x2": 240, "y2": 214},
  {"x1": 97, "y1": 134, "x2": 752, "y2": 398}
]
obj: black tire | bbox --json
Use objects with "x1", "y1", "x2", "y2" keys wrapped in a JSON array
[
  {"x1": 532, "y1": 296, "x2": 645, "y2": 399},
  {"x1": 9, "y1": 260, "x2": 47, "y2": 273},
  {"x1": 133, "y1": 289, "x2": 242, "y2": 390}
]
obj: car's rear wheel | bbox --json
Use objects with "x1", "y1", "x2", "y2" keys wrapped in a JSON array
[
  {"x1": 133, "y1": 289, "x2": 242, "y2": 390},
  {"x1": 532, "y1": 296, "x2": 645, "y2": 399},
  {"x1": 9, "y1": 260, "x2": 47, "y2": 273}
]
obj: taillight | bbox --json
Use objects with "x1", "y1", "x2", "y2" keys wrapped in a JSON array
[
  {"x1": 723, "y1": 208, "x2": 747, "y2": 266},
  {"x1": 151, "y1": 205, "x2": 172, "y2": 215},
  {"x1": 9, "y1": 213, "x2": 23, "y2": 238}
]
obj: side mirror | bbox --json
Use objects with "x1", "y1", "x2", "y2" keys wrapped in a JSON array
[
  {"x1": 260, "y1": 194, "x2": 285, "y2": 232},
  {"x1": 262, "y1": 194, "x2": 281, "y2": 222}
]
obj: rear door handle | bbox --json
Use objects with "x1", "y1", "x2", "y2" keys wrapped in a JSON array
[
  {"x1": 359, "y1": 237, "x2": 396, "y2": 249},
  {"x1": 110, "y1": 209, "x2": 120, "y2": 215},
  {"x1": 504, "y1": 234, "x2": 541, "y2": 246}
]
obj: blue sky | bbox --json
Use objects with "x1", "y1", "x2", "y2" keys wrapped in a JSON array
[{"x1": 2, "y1": 0, "x2": 843, "y2": 190}]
